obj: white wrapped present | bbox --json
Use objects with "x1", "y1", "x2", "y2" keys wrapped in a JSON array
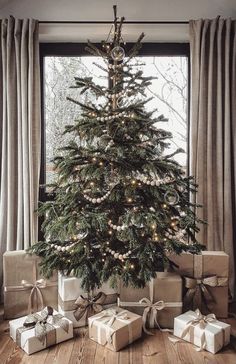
[
  {"x1": 9, "y1": 306, "x2": 73, "y2": 355},
  {"x1": 173, "y1": 309, "x2": 231, "y2": 354},
  {"x1": 58, "y1": 273, "x2": 118, "y2": 327}
]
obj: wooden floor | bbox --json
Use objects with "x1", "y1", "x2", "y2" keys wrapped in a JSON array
[{"x1": 1, "y1": 313, "x2": 236, "y2": 364}]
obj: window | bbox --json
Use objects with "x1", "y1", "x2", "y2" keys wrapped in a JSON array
[{"x1": 40, "y1": 43, "x2": 189, "y2": 197}]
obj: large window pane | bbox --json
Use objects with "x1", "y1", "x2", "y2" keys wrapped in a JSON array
[
  {"x1": 44, "y1": 56, "x2": 106, "y2": 184},
  {"x1": 44, "y1": 54, "x2": 188, "y2": 185},
  {"x1": 136, "y1": 56, "x2": 188, "y2": 168}
]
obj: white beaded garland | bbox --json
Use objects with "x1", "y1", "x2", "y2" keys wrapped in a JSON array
[
  {"x1": 135, "y1": 173, "x2": 173, "y2": 187},
  {"x1": 83, "y1": 189, "x2": 112, "y2": 204},
  {"x1": 106, "y1": 247, "x2": 132, "y2": 260},
  {"x1": 108, "y1": 220, "x2": 127, "y2": 231}
]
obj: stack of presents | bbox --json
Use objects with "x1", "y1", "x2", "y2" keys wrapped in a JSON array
[{"x1": 3, "y1": 250, "x2": 231, "y2": 355}]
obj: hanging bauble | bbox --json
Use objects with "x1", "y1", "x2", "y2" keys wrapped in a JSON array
[
  {"x1": 164, "y1": 190, "x2": 180, "y2": 205},
  {"x1": 111, "y1": 46, "x2": 125, "y2": 61},
  {"x1": 77, "y1": 230, "x2": 88, "y2": 239},
  {"x1": 117, "y1": 96, "x2": 129, "y2": 108}
]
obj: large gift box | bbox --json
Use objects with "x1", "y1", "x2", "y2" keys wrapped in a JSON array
[
  {"x1": 173, "y1": 309, "x2": 231, "y2": 354},
  {"x1": 3, "y1": 251, "x2": 58, "y2": 319},
  {"x1": 88, "y1": 307, "x2": 142, "y2": 351},
  {"x1": 169, "y1": 251, "x2": 229, "y2": 317},
  {"x1": 10, "y1": 307, "x2": 73, "y2": 355},
  {"x1": 118, "y1": 272, "x2": 183, "y2": 330},
  {"x1": 58, "y1": 272, "x2": 118, "y2": 327}
]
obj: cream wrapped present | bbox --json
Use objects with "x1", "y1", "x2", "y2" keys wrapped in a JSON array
[
  {"x1": 9, "y1": 306, "x2": 73, "y2": 355},
  {"x1": 4, "y1": 251, "x2": 58, "y2": 319},
  {"x1": 58, "y1": 273, "x2": 118, "y2": 327},
  {"x1": 88, "y1": 307, "x2": 142, "y2": 351},
  {"x1": 168, "y1": 251, "x2": 229, "y2": 317},
  {"x1": 173, "y1": 309, "x2": 231, "y2": 354},
  {"x1": 118, "y1": 272, "x2": 183, "y2": 332}
]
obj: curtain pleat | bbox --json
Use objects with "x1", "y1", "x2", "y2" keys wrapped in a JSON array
[
  {"x1": 0, "y1": 17, "x2": 41, "y2": 294},
  {"x1": 190, "y1": 18, "x2": 236, "y2": 296}
]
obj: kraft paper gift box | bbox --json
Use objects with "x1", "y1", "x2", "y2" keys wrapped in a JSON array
[
  {"x1": 3, "y1": 251, "x2": 58, "y2": 319},
  {"x1": 58, "y1": 272, "x2": 118, "y2": 327},
  {"x1": 88, "y1": 307, "x2": 142, "y2": 351},
  {"x1": 168, "y1": 251, "x2": 229, "y2": 317},
  {"x1": 118, "y1": 272, "x2": 183, "y2": 330},
  {"x1": 9, "y1": 307, "x2": 73, "y2": 355},
  {"x1": 173, "y1": 310, "x2": 231, "y2": 354}
]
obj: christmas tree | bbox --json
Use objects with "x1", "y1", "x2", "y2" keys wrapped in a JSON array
[{"x1": 30, "y1": 6, "x2": 203, "y2": 291}]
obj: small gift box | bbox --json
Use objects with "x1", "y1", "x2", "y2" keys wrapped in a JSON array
[
  {"x1": 168, "y1": 251, "x2": 229, "y2": 317},
  {"x1": 58, "y1": 273, "x2": 118, "y2": 327},
  {"x1": 173, "y1": 309, "x2": 231, "y2": 354},
  {"x1": 88, "y1": 307, "x2": 142, "y2": 351},
  {"x1": 9, "y1": 306, "x2": 73, "y2": 355},
  {"x1": 4, "y1": 251, "x2": 58, "y2": 319},
  {"x1": 118, "y1": 272, "x2": 183, "y2": 332}
]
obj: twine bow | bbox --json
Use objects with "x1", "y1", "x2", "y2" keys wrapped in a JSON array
[
  {"x1": 184, "y1": 275, "x2": 225, "y2": 312},
  {"x1": 180, "y1": 309, "x2": 216, "y2": 351},
  {"x1": 73, "y1": 292, "x2": 107, "y2": 323},
  {"x1": 139, "y1": 298, "x2": 165, "y2": 335},
  {"x1": 21, "y1": 279, "x2": 47, "y2": 313},
  {"x1": 90, "y1": 308, "x2": 131, "y2": 347}
]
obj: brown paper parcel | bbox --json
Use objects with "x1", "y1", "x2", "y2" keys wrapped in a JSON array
[
  {"x1": 88, "y1": 307, "x2": 142, "y2": 351},
  {"x1": 168, "y1": 251, "x2": 229, "y2": 317},
  {"x1": 118, "y1": 272, "x2": 183, "y2": 329},
  {"x1": 4, "y1": 251, "x2": 58, "y2": 319}
]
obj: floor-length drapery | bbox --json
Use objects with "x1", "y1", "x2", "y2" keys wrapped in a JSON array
[
  {"x1": 190, "y1": 18, "x2": 236, "y2": 296},
  {"x1": 0, "y1": 17, "x2": 41, "y2": 293}
]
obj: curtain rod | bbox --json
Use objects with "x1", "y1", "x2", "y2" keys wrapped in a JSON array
[{"x1": 38, "y1": 20, "x2": 189, "y2": 25}]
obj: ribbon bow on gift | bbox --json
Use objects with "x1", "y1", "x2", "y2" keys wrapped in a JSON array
[
  {"x1": 180, "y1": 309, "x2": 216, "y2": 351},
  {"x1": 90, "y1": 308, "x2": 131, "y2": 347},
  {"x1": 16, "y1": 306, "x2": 69, "y2": 348},
  {"x1": 21, "y1": 279, "x2": 47, "y2": 313},
  {"x1": 183, "y1": 275, "x2": 228, "y2": 312},
  {"x1": 139, "y1": 298, "x2": 165, "y2": 335},
  {"x1": 73, "y1": 292, "x2": 107, "y2": 323}
]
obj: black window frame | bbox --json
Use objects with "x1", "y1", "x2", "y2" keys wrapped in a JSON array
[{"x1": 39, "y1": 42, "x2": 190, "y2": 239}]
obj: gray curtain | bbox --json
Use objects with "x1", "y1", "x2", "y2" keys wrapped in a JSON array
[
  {"x1": 0, "y1": 17, "x2": 41, "y2": 291},
  {"x1": 190, "y1": 18, "x2": 236, "y2": 296}
]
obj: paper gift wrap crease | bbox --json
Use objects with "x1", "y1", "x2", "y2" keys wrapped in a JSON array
[
  {"x1": 58, "y1": 273, "x2": 118, "y2": 327},
  {"x1": 10, "y1": 307, "x2": 73, "y2": 355},
  {"x1": 118, "y1": 272, "x2": 183, "y2": 330},
  {"x1": 4, "y1": 250, "x2": 58, "y2": 319},
  {"x1": 169, "y1": 251, "x2": 229, "y2": 317},
  {"x1": 88, "y1": 307, "x2": 142, "y2": 351},
  {"x1": 173, "y1": 309, "x2": 230, "y2": 354}
]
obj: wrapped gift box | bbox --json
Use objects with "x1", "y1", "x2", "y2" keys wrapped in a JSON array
[
  {"x1": 168, "y1": 251, "x2": 229, "y2": 317},
  {"x1": 173, "y1": 310, "x2": 231, "y2": 354},
  {"x1": 88, "y1": 307, "x2": 142, "y2": 351},
  {"x1": 58, "y1": 273, "x2": 118, "y2": 327},
  {"x1": 118, "y1": 272, "x2": 183, "y2": 329},
  {"x1": 10, "y1": 307, "x2": 73, "y2": 355},
  {"x1": 3, "y1": 251, "x2": 58, "y2": 319}
]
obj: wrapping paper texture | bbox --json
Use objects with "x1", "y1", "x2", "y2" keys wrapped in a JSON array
[
  {"x1": 58, "y1": 273, "x2": 118, "y2": 327},
  {"x1": 168, "y1": 251, "x2": 229, "y2": 317},
  {"x1": 119, "y1": 272, "x2": 183, "y2": 328},
  {"x1": 9, "y1": 309, "x2": 73, "y2": 355},
  {"x1": 88, "y1": 307, "x2": 142, "y2": 351},
  {"x1": 4, "y1": 251, "x2": 58, "y2": 319},
  {"x1": 173, "y1": 310, "x2": 231, "y2": 354}
]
